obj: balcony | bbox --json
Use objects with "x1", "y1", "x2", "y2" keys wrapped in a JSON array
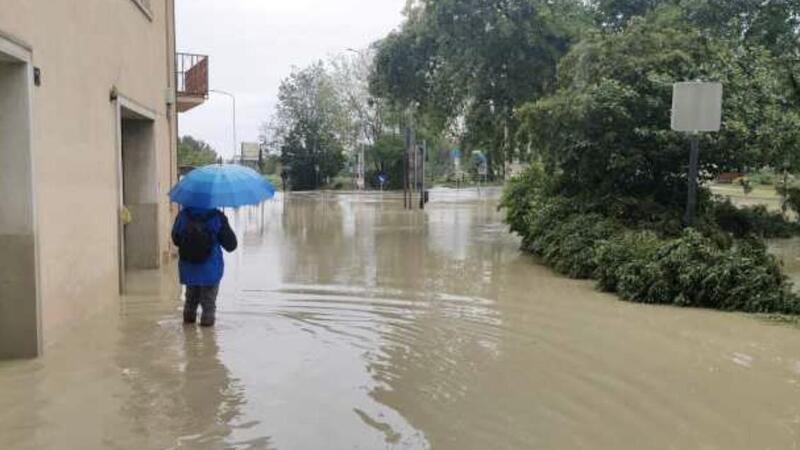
[{"x1": 176, "y1": 53, "x2": 208, "y2": 112}]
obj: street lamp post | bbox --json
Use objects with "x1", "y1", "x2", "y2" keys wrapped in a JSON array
[{"x1": 210, "y1": 89, "x2": 237, "y2": 162}]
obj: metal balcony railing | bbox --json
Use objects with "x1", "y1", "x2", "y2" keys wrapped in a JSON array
[{"x1": 176, "y1": 53, "x2": 209, "y2": 98}]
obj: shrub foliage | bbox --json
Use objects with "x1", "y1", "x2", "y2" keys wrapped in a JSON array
[{"x1": 502, "y1": 166, "x2": 800, "y2": 314}]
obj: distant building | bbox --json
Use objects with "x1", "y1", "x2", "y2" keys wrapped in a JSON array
[{"x1": 0, "y1": 0, "x2": 209, "y2": 358}]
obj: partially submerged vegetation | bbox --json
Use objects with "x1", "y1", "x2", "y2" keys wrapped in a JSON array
[{"x1": 502, "y1": 166, "x2": 800, "y2": 314}]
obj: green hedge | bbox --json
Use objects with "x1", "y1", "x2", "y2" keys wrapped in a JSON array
[
  {"x1": 711, "y1": 200, "x2": 800, "y2": 239},
  {"x1": 502, "y1": 169, "x2": 800, "y2": 314},
  {"x1": 595, "y1": 230, "x2": 798, "y2": 313}
]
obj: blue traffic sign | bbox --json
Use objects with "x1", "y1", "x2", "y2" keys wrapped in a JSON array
[{"x1": 377, "y1": 172, "x2": 389, "y2": 185}]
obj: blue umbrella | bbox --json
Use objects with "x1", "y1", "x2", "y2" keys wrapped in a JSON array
[{"x1": 169, "y1": 164, "x2": 275, "y2": 209}]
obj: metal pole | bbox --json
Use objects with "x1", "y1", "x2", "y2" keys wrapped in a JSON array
[
  {"x1": 404, "y1": 152, "x2": 409, "y2": 209},
  {"x1": 210, "y1": 89, "x2": 237, "y2": 162},
  {"x1": 413, "y1": 142, "x2": 418, "y2": 199},
  {"x1": 683, "y1": 135, "x2": 700, "y2": 227},
  {"x1": 361, "y1": 143, "x2": 365, "y2": 191},
  {"x1": 419, "y1": 141, "x2": 426, "y2": 209},
  {"x1": 403, "y1": 128, "x2": 410, "y2": 209},
  {"x1": 232, "y1": 96, "x2": 237, "y2": 162},
  {"x1": 260, "y1": 201, "x2": 265, "y2": 236}
]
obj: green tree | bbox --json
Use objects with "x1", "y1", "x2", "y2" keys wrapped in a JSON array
[
  {"x1": 281, "y1": 124, "x2": 345, "y2": 190},
  {"x1": 516, "y1": 7, "x2": 800, "y2": 222},
  {"x1": 177, "y1": 136, "x2": 218, "y2": 167},
  {"x1": 370, "y1": 0, "x2": 591, "y2": 178},
  {"x1": 365, "y1": 133, "x2": 406, "y2": 189},
  {"x1": 593, "y1": 0, "x2": 800, "y2": 103},
  {"x1": 274, "y1": 62, "x2": 347, "y2": 190},
  {"x1": 592, "y1": 0, "x2": 678, "y2": 28}
]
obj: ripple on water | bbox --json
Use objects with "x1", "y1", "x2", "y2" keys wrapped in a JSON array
[{"x1": 4, "y1": 191, "x2": 800, "y2": 450}]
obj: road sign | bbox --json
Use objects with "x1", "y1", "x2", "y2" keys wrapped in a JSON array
[
  {"x1": 671, "y1": 81, "x2": 724, "y2": 227},
  {"x1": 377, "y1": 172, "x2": 388, "y2": 186},
  {"x1": 473, "y1": 151, "x2": 488, "y2": 176},
  {"x1": 240, "y1": 142, "x2": 260, "y2": 162},
  {"x1": 671, "y1": 82, "x2": 723, "y2": 132}
]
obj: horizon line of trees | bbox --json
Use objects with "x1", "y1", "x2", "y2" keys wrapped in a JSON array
[
  {"x1": 262, "y1": 0, "x2": 800, "y2": 192},
  {"x1": 369, "y1": 0, "x2": 800, "y2": 182},
  {"x1": 177, "y1": 135, "x2": 219, "y2": 168}
]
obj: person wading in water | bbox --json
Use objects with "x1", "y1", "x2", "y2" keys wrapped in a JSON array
[{"x1": 171, "y1": 207, "x2": 238, "y2": 327}]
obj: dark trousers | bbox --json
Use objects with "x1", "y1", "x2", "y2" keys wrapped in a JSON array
[{"x1": 184, "y1": 285, "x2": 220, "y2": 326}]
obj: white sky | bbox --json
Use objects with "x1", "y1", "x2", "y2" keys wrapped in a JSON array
[{"x1": 176, "y1": 0, "x2": 407, "y2": 159}]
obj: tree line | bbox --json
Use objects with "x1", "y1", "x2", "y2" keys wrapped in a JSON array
[
  {"x1": 261, "y1": 53, "x2": 412, "y2": 190},
  {"x1": 370, "y1": 0, "x2": 800, "y2": 181}
]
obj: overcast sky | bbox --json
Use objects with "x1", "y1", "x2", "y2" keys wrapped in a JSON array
[{"x1": 175, "y1": 0, "x2": 407, "y2": 159}]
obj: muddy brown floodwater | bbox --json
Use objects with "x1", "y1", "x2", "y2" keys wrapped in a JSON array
[{"x1": 3, "y1": 189, "x2": 800, "y2": 450}]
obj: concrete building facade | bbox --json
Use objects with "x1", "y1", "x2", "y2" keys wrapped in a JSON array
[{"x1": 0, "y1": 0, "x2": 203, "y2": 358}]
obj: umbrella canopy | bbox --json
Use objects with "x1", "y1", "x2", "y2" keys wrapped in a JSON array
[{"x1": 169, "y1": 164, "x2": 275, "y2": 209}]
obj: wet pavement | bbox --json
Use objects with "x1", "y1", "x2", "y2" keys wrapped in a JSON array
[{"x1": 2, "y1": 189, "x2": 800, "y2": 449}]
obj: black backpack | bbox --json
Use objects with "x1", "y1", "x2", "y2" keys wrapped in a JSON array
[{"x1": 178, "y1": 213, "x2": 215, "y2": 263}]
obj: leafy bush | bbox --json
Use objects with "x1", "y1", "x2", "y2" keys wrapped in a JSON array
[
  {"x1": 612, "y1": 231, "x2": 799, "y2": 313},
  {"x1": 776, "y1": 185, "x2": 800, "y2": 218},
  {"x1": 502, "y1": 189, "x2": 800, "y2": 314},
  {"x1": 711, "y1": 200, "x2": 800, "y2": 238},
  {"x1": 736, "y1": 177, "x2": 754, "y2": 195},
  {"x1": 499, "y1": 164, "x2": 546, "y2": 239},
  {"x1": 594, "y1": 231, "x2": 662, "y2": 292},
  {"x1": 531, "y1": 212, "x2": 619, "y2": 279}
]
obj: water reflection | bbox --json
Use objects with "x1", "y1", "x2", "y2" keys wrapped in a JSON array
[{"x1": 114, "y1": 292, "x2": 256, "y2": 449}]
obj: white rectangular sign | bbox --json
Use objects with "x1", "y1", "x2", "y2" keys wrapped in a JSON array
[
  {"x1": 240, "y1": 142, "x2": 261, "y2": 161},
  {"x1": 671, "y1": 82, "x2": 723, "y2": 132}
]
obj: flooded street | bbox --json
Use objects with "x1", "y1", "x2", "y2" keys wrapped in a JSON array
[{"x1": 3, "y1": 189, "x2": 800, "y2": 449}]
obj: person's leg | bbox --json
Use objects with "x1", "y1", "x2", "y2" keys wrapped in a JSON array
[
  {"x1": 184, "y1": 286, "x2": 201, "y2": 324},
  {"x1": 199, "y1": 285, "x2": 220, "y2": 327}
]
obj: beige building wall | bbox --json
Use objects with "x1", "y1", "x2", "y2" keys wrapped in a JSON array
[{"x1": 0, "y1": 0, "x2": 178, "y2": 353}]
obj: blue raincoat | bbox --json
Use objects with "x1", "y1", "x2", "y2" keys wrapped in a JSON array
[{"x1": 171, "y1": 208, "x2": 238, "y2": 286}]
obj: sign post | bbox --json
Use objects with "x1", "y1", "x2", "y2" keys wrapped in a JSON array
[
  {"x1": 452, "y1": 148, "x2": 462, "y2": 190},
  {"x1": 473, "y1": 150, "x2": 488, "y2": 194},
  {"x1": 377, "y1": 172, "x2": 388, "y2": 191},
  {"x1": 671, "y1": 81, "x2": 723, "y2": 227}
]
